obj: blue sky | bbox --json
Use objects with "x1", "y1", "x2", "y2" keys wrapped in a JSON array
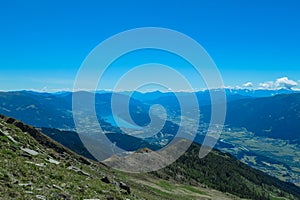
[{"x1": 0, "y1": 0, "x2": 300, "y2": 91}]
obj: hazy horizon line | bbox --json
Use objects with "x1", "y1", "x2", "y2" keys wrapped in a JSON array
[{"x1": 0, "y1": 87, "x2": 299, "y2": 94}]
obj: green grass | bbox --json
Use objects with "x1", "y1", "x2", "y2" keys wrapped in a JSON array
[
  {"x1": 181, "y1": 185, "x2": 207, "y2": 195},
  {"x1": 0, "y1": 135, "x2": 9, "y2": 142},
  {"x1": 157, "y1": 180, "x2": 176, "y2": 191}
]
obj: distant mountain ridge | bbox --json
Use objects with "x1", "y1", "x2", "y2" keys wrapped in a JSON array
[
  {"x1": 1, "y1": 89, "x2": 299, "y2": 146},
  {"x1": 202, "y1": 93, "x2": 300, "y2": 143},
  {"x1": 0, "y1": 89, "x2": 297, "y2": 129},
  {"x1": 0, "y1": 91, "x2": 74, "y2": 129}
]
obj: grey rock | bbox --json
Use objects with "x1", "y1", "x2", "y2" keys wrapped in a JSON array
[
  {"x1": 18, "y1": 182, "x2": 32, "y2": 187},
  {"x1": 53, "y1": 193, "x2": 70, "y2": 200},
  {"x1": 46, "y1": 158, "x2": 60, "y2": 165},
  {"x1": 0, "y1": 130, "x2": 19, "y2": 144},
  {"x1": 25, "y1": 161, "x2": 45, "y2": 167},
  {"x1": 53, "y1": 184, "x2": 63, "y2": 190},
  {"x1": 36, "y1": 195, "x2": 46, "y2": 200},
  {"x1": 21, "y1": 147, "x2": 39, "y2": 156},
  {"x1": 67, "y1": 166, "x2": 90, "y2": 176}
]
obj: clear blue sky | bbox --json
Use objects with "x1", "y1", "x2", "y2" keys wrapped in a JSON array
[{"x1": 1, "y1": 0, "x2": 300, "y2": 91}]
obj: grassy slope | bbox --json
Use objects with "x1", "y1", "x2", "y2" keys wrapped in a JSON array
[{"x1": 152, "y1": 143, "x2": 300, "y2": 200}]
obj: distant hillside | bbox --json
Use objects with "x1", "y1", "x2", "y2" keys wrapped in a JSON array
[
  {"x1": 40, "y1": 127, "x2": 161, "y2": 160},
  {"x1": 0, "y1": 91, "x2": 150, "y2": 130},
  {"x1": 0, "y1": 91, "x2": 74, "y2": 129},
  {"x1": 202, "y1": 93, "x2": 300, "y2": 143}
]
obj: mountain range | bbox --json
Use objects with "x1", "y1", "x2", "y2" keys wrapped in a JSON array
[{"x1": 1, "y1": 89, "x2": 299, "y2": 142}]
